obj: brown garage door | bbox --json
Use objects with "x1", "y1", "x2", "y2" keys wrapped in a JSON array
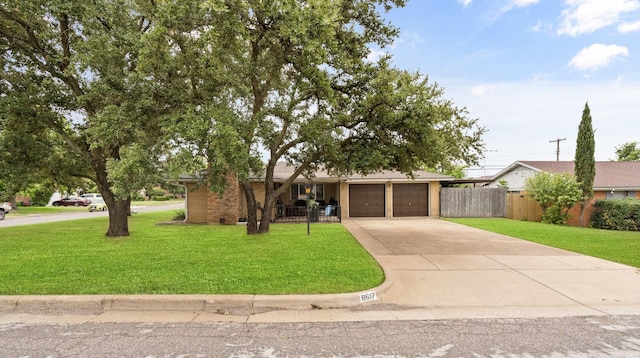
[
  {"x1": 393, "y1": 183, "x2": 429, "y2": 217},
  {"x1": 349, "y1": 184, "x2": 385, "y2": 217}
]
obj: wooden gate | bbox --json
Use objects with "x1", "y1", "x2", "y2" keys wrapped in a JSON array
[
  {"x1": 440, "y1": 188, "x2": 507, "y2": 218},
  {"x1": 506, "y1": 193, "x2": 542, "y2": 222}
]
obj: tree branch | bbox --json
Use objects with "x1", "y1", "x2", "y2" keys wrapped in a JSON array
[{"x1": 59, "y1": 13, "x2": 71, "y2": 72}]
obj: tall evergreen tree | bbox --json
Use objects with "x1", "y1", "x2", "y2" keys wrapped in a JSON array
[{"x1": 574, "y1": 102, "x2": 596, "y2": 227}]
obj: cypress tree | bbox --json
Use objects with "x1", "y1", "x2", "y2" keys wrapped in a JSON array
[{"x1": 574, "y1": 102, "x2": 596, "y2": 227}]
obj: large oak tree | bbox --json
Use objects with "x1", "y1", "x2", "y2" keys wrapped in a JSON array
[
  {"x1": 2, "y1": 0, "x2": 485, "y2": 236},
  {"x1": 163, "y1": 0, "x2": 485, "y2": 234},
  {"x1": 0, "y1": 0, "x2": 181, "y2": 236}
]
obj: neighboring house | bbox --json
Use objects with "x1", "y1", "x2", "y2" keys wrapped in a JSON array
[
  {"x1": 178, "y1": 162, "x2": 454, "y2": 224},
  {"x1": 485, "y1": 161, "x2": 640, "y2": 226}
]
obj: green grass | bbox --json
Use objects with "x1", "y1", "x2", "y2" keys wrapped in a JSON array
[
  {"x1": 0, "y1": 211, "x2": 383, "y2": 295},
  {"x1": 445, "y1": 218, "x2": 640, "y2": 268},
  {"x1": 10, "y1": 206, "x2": 88, "y2": 215}
]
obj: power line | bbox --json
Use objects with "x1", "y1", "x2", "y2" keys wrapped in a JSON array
[{"x1": 482, "y1": 149, "x2": 498, "y2": 177}]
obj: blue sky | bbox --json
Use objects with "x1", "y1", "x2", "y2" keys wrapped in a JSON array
[{"x1": 374, "y1": 0, "x2": 640, "y2": 176}]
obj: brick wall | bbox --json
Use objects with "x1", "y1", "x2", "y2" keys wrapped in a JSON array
[
  {"x1": 185, "y1": 183, "x2": 209, "y2": 223},
  {"x1": 565, "y1": 191, "x2": 605, "y2": 227},
  {"x1": 206, "y1": 172, "x2": 239, "y2": 224}
]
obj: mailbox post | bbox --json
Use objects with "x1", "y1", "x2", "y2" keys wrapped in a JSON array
[{"x1": 305, "y1": 184, "x2": 311, "y2": 236}]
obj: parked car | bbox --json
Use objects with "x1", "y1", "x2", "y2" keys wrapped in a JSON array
[
  {"x1": 81, "y1": 193, "x2": 102, "y2": 201},
  {"x1": 52, "y1": 196, "x2": 91, "y2": 207},
  {"x1": 88, "y1": 198, "x2": 107, "y2": 212},
  {"x1": 0, "y1": 202, "x2": 12, "y2": 220}
]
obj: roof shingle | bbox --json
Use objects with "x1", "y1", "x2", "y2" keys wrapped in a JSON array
[{"x1": 519, "y1": 161, "x2": 640, "y2": 189}]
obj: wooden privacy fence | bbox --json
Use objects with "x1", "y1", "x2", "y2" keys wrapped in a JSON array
[
  {"x1": 440, "y1": 188, "x2": 507, "y2": 218},
  {"x1": 506, "y1": 193, "x2": 542, "y2": 222}
]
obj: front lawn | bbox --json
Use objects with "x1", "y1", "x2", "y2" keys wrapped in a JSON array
[
  {"x1": 445, "y1": 218, "x2": 640, "y2": 268},
  {"x1": 0, "y1": 211, "x2": 383, "y2": 295}
]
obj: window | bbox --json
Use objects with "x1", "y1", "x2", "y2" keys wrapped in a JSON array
[
  {"x1": 606, "y1": 190, "x2": 634, "y2": 199},
  {"x1": 290, "y1": 184, "x2": 324, "y2": 200}
]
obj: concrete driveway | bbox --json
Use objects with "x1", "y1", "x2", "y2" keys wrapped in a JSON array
[{"x1": 343, "y1": 218, "x2": 640, "y2": 319}]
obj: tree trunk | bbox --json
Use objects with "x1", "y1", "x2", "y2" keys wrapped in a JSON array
[
  {"x1": 579, "y1": 201, "x2": 586, "y2": 227},
  {"x1": 92, "y1": 151, "x2": 130, "y2": 237},
  {"x1": 105, "y1": 197, "x2": 131, "y2": 237},
  {"x1": 258, "y1": 188, "x2": 276, "y2": 234},
  {"x1": 241, "y1": 181, "x2": 259, "y2": 234}
]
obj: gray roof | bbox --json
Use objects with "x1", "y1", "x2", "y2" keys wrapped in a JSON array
[
  {"x1": 272, "y1": 162, "x2": 453, "y2": 183},
  {"x1": 179, "y1": 162, "x2": 454, "y2": 183},
  {"x1": 501, "y1": 161, "x2": 640, "y2": 189}
]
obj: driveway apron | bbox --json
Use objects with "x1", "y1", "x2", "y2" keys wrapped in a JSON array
[{"x1": 342, "y1": 218, "x2": 640, "y2": 318}]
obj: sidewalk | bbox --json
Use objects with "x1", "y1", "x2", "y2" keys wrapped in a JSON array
[{"x1": 1, "y1": 218, "x2": 639, "y2": 323}]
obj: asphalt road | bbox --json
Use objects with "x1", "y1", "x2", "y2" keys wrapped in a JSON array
[
  {"x1": 0, "y1": 203, "x2": 184, "y2": 227},
  {"x1": 1, "y1": 315, "x2": 639, "y2": 357}
]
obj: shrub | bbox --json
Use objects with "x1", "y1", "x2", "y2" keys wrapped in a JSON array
[
  {"x1": 542, "y1": 206, "x2": 565, "y2": 225},
  {"x1": 173, "y1": 209, "x2": 186, "y2": 221},
  {"x1": 150, "y1": 187, "x2": 166, "y2": 198},
  {"x1": 152, "y1": 195, "x2": 170, "y2": 201},
  {"x1": 21, "y1": 185, "x2": 54, "y2": 206},
  {"x1": 591, "y1": 199, "x2": 640, "y2": 231},
  {"x1": 524, "y1": 172, "x2": 583, "y2": 225}
]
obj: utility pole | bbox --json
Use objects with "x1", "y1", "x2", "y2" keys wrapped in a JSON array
[{"x1": 549, "y1": 138, "x2": 566, "y2": 161}]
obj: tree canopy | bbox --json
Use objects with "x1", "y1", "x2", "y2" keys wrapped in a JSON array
[
  {"x1": 0, "y1": 0, "x2": 178, "y2": 235},
  {"x1": 2, "y1": 0, "x2": 485, "y2": 235},
  {"x1": 159, "y1": 0, "x2": 485, "y2": 234},
  {"x1": 614, "y1": 142, "x2": 640, "y2": 161}
]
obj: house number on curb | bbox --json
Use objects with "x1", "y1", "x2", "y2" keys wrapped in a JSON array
[{"x1": 359, "y1": 291, "x2": 377, "y2": 303}]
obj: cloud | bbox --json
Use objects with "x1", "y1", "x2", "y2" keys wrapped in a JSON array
[
  {"x1": 558, "y1": 0, "x2": 640, "y2": 36},
  {"x1": 568, "y1": 43, "x2": 629, "y2": 72},
  {"x1": 481, "y1": 0, "x2": 539, "y2": 24},
  {"x1": 530, "y1": 21, "x2": 543, "y2": 32},
  {"x1": 397, "y1": 31, "x2": 424, "y2": 50},
  {"x1": 530, "y1": 21, "x2": 553, "y2": 32},
  {"x1": 459, "y1": 0, "x2": 473, "y2": 7},
  {"x1": 618, "y1": 20, "x2": 640, "y2": 33},
  {"x1": 498, "y1": 0, "x2": 539, "y2": 15},
  {"x1": 510, "y1": 0, "x2": 539, "y2": 6},
  {"x1": 471, "y1": 84, "x2": 499, "y2": 96}
]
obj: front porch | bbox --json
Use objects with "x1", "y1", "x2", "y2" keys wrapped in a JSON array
[{"x1": 274, "y1": 204, "x2": 342, "y2": 223}]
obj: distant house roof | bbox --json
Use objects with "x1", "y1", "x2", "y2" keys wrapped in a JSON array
[
  {"x1": 180, "y1": 162, "x2": 454, "y2": 183},
  {"x1": 272, "y1": 162, "x2": 454, "y2": 183},
  {"x1": 494, "y1": 160, "x2": 640, "y2": 190}
]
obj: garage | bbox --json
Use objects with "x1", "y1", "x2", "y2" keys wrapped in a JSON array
[
  {"x1": 349, "y1": 184, "x2": 385, "y2": 217},
  {"x1": 393, "y1": 183, "x2": 429, "y2": 217}
]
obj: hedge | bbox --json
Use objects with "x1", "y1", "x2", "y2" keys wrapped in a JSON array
[{"x1": 591, "y1": 199, "x2": 640, "y2": 231}]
